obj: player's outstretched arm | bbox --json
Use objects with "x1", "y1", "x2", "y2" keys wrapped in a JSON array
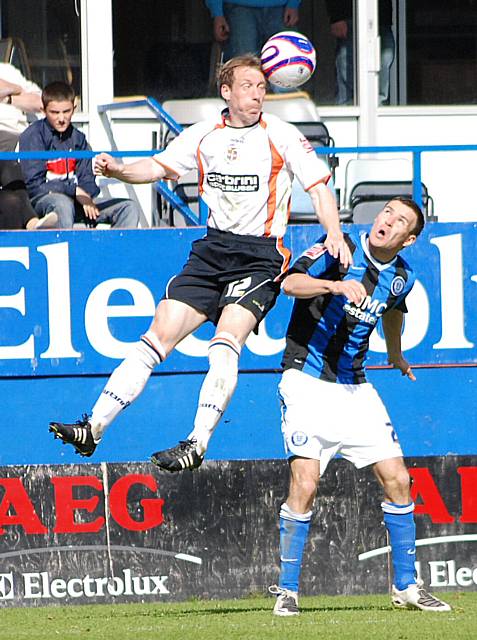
[
  {"x1": 282, "y1": 273, "x2": 366, "y2": 303},
  {"x1": 308, "y1": 182, "x2": 352, "y2": 268},
  {"x1": 382, "y1": 308, "x2": 416, "y2": 381},
  {"x1": 94, "y1": 153, "x2": 166, "y2": 184}
]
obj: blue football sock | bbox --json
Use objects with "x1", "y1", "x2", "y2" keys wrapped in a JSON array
[
  {"x1": 278, "y1": 503, "x2": 312, "y2": 593},
  {"x1": 382, "y1": 501, "x2": 417, "y2": 591}
]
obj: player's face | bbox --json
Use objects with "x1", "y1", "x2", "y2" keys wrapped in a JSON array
[
  {"x1": 221, "y1": 66, "x2": 267, "y2": 127},
  {"x1": 43, "y1": 100, "x2": 75, "y2": 133},
  {"x1": 368, "y1": 200, "x2": 418, "y2": 259}
]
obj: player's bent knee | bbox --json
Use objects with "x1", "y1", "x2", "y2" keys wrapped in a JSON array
[{"x1": 209, "y1": 331, "x2": 242, "y2": 359}]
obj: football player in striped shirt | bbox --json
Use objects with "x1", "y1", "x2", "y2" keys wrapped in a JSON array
[{"x1": 270, "y1": 197, "x2": 451, "y2": 615}]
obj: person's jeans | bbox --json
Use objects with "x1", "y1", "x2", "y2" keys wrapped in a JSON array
[
  {"x1": 335, "y1": 19, "x2": 395, "y2": 105},
  {"x1": 223, "y1": 3, "x2": 298, "y2": 94},
  {"x1": 32, "y1": 193, "x2": 140, "y2": 228},
  {"x1": 223, "y1": 3, "x2": 286, "y2": 60}
]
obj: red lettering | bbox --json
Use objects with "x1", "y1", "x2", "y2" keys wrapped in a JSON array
[
  {"x1": 52, "y1": 476, "x2": 104, "y2": 533},
  {"x1": 458, "y1": 466, "x2": 477, "y2": 523},
  {"x1": 410, "y1": 468, "x2": 454, "y2": 523},
  {"x1": 110, "y1": 474, "x2": 164, "y2": 531},
  {"x1": 0, "y1": 478, "x2": 47, "y2": 534}
]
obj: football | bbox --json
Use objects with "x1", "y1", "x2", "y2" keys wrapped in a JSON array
[{"x1": 260, "y1": 31, "x2": 316, "y2": 89}]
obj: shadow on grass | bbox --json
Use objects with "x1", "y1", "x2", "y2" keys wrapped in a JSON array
[{"x1": 133, "y1": 602, "x2": 394, "y2": 618}]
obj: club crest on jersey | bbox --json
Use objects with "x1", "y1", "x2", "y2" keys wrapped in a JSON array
[
  {"x1": 391, "y1": 276, "x2": 405, "y2": 296},
  {"x1": 301, "y1": 242, "x2": 326, "y2": 259},
  {"x1": 291, "y1": 431, "x2": 308, "y2": 446},
  {"x1": 226, "y1": 145, "x2": 238, "y2": 162}
]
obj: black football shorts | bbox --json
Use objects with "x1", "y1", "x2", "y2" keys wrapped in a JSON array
[{"x1": 164, "y1": 227, "x2": 289, "y2": 325}]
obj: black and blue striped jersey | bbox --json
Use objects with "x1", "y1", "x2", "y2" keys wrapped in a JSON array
[{"x1": 282, "y1": 230, "x2": 416, "y2": 384}]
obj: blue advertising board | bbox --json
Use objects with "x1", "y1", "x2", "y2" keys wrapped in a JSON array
[{"x1": 0, "y1": 223, "x2": 476, "y2": 464}]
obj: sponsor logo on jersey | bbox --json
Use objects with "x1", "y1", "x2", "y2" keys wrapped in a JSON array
[
  {"x1": 291, "y1": 431, "x2": 308, "y2": 446},
  {"x1": 391, "y1": 275, "x2": 406, "y2": 296},
  {"x1": 302, "y1": 242, "x2": 326, "y2": 259},
  {"x1": 343, "y1": 295, "x2": 388, "y2": 325},
  {"x1": 207, "y1": 172, "x2": 259, "y2": 192}
]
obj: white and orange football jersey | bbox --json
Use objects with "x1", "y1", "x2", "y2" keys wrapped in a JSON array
[{"x1": 154, "y1": 111, "x2": 331, "y2": 239}]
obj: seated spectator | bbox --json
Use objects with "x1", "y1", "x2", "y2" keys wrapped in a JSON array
[
  {"x1": 0, "y1": 159, "x2": 57, "y2": 229},
  {"x1": 19, "y1": 81, "x2": 140, "y2": 229},
  {"x1": 0, "y1": 62, "x2": 42, "y2": 151},
  {"x1": 0, "y1": 63, "x2": 51, "y2": 230}
]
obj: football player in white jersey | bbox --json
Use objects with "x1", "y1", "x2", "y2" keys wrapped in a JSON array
[{"x1": 50, "y1": 54, "x2": 351, "y2": 472}]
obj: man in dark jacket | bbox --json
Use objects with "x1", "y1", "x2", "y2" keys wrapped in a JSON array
[{"x1": 19, "y1": 81, "x2": 140, "y2": 229}]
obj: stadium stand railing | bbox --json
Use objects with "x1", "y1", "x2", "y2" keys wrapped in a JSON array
[{"x1": 7, "y1": 97, "x2": 477, "y2": 227}]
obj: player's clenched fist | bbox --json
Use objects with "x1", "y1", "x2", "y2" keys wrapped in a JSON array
[{"x1": 94, "y1": 152, "x2": 120, "y2": 177}]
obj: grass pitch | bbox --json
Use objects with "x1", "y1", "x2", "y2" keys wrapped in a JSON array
[{"x1": 1, "y1": 591, "x2": 475, "y2": 640}]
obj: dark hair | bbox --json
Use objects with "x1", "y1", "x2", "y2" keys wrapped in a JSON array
[
  {"x1": 41, "y1": 81, "x2": 75, "y2": 108},
  {"x1": 217, "y1": 54, "x2": 265, "y2": 91},
  {"x1": 387, "y1": 196, "x2": 425, "y2": 237}
]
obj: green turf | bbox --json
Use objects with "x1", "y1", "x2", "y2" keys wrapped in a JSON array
[{"x1": 1, "y1": 592, "x2": 475, "y2": 640}]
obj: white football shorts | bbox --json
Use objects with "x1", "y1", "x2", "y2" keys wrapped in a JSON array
[{"x1": 278, "y1": 368, "x2": 403, "y2": 475}]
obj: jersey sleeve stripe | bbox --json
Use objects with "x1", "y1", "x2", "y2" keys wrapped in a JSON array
[
  {"x1": 304, "y1": 174, "x2": 331, "y2": 191},
  {"x1": 152, "y1": 157, "x2": 179, "y2": 180}
]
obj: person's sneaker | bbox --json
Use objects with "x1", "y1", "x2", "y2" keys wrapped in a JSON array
[
  {"x1": 269, "y1": 585, "x2": 299, "y2": 616},
  {"x1": 392, "y1": 581, "x2": 451, "y2": 612},
  {"x1": 150, "y1": 438, "x2": 204, "y2": 472},
  {"x1": 35, "y1": 211, "x2": 58, "y2": 229},
  {"x1": 49, "y1": 414, "x2": 99, "y2": 457}
]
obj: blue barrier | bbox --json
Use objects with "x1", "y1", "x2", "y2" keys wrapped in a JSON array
[{"x1": 0, "y1": 223, "x2": 476, "y2": 464}]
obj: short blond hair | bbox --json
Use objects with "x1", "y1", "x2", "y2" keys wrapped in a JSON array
[{"x1": 217, "y1": 54, "x2": 265, "y2": 91}]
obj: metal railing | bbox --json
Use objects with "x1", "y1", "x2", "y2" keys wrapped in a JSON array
[
  {"x1": 98, "y1": 97, "x2": 204, "y2": 226},
  {"x1": 7, "y1": 97, "x2": 477, "y2": 227}
]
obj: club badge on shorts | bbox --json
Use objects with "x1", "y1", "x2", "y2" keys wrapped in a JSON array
[{"x1": 291, "y1": 431, "x2": 308, "y2": 446}]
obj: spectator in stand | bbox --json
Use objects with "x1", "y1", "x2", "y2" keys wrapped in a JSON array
[
  {"x1": 205, "y1": 1, "x2": 301, "y2": 62},
  {"x1": 0, "y1": 158, "x2": 57, "y2": 229},
  {"x1": 0, "y1": 65, "x2": 56, "y2": 229},
  {"x1": 19, "y1": 81, "x2": 140, "y2": 229},
  {"x1": 326, "y1": 0, "x2": 395, "y2": 105},
  {"x1": 0, "y1": 62, "x2": 42, "y2": 151}
]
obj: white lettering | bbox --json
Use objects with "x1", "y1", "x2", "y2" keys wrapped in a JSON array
[
  {"x1": 107, "y1": 576, "x2": 124, "y2": 596},
  {"x1": 23, "y1": 572, "x2": 43, "y2": 598},
  {"x1": 22, "y1": 569, "x2": 170, "y2": 599},
  {"x1": 246, "y1": 318, "x2": 285, "y2": 356},
  {"x1": 84, "y1": 279, "x2": 155, "y2": 358},
  {"x1": 149, "y1": 575, "x2": 170, "y2": 594},
  {"x1": 431, "y1": 234, "x2": 473, "y2": 349},
  {"x1": 67, "y1": 578, "x2": 84, "y2": 598},
  {"x1": 428, "y1": 560, "x2": 449, "y2": 587},
  {"x1": 38, "y1": 243, "x2": 81, "y2": 359},
  {"x1": 50, "y1": 578, "x2": 67, "y2": 598},
  {"x1": 456, "y1": 566, "x2": 473, "y2": 586}
]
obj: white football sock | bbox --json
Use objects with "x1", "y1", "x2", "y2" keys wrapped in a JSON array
[
  {"x1": 90, "y1": 331, "x2": 165, "y2": 440},
  {"x1": 187, "y1": 332, "x2": 241, "y2": 455}
]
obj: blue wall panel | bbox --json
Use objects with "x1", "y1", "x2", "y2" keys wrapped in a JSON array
[{"x1": 1, "y1": 223, "x2": 476, "y2": 465}]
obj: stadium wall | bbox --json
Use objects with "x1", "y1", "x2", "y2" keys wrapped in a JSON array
[{"x1": 0, "y1": 223, "x2": 476, "y2": 606}]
